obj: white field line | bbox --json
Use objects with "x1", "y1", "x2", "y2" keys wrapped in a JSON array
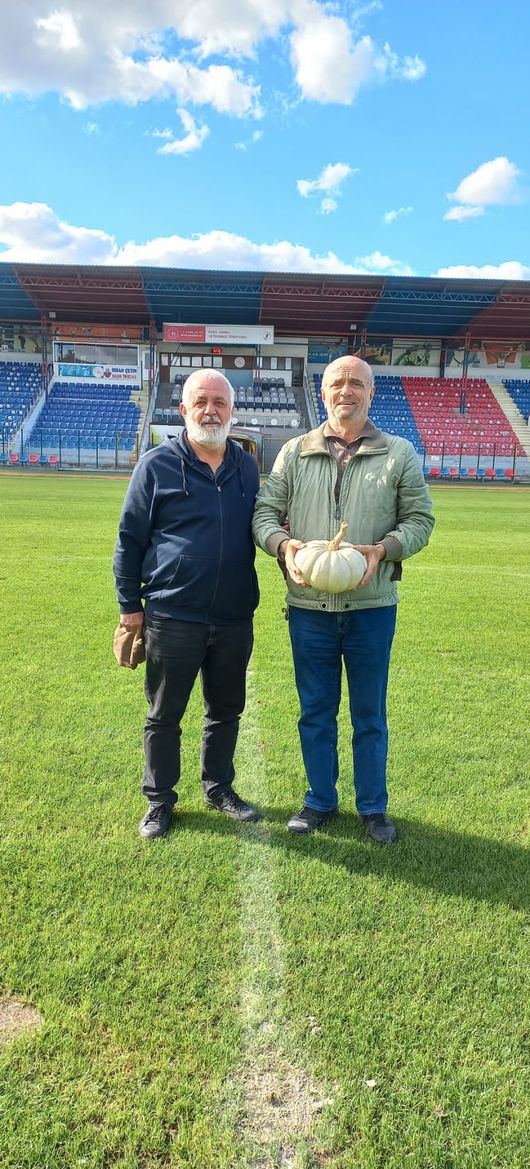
[{"x1": 232, "y1": 667, "x2": 332, "y2": 1164}]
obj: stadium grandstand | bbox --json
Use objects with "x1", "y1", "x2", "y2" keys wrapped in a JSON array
[{"x1": 0, "y1": 262, "x2": 529, "y2": 479}]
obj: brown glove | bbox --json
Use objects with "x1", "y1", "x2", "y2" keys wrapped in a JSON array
[{"x1": 113, "y1": 624, "x2": 146, "y2": 669}]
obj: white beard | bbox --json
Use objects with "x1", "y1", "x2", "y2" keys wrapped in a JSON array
[{"x1": 186, "y1": 417, "x2": 232, "y2": 448}]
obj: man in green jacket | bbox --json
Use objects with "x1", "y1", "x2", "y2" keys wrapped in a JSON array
[{"x1": 252, "y1": 355, "x2": 434, "y2": 842}]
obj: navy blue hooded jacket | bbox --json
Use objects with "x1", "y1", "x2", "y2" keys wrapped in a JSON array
[{"x1": 113, "y1": 433, "x2": 260, "y2": 623}]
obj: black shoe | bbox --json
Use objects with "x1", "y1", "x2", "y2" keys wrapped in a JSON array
[
  {"x1": 204, "y1": 788, "x2": 261, "y2": 822},
  {"x1": 362, "y1": 813, "x2": 397, "y2": 844},
  {"x1": 139, "y1": 803, "x2": 173, "y2": 839},
  {"x1": 287, "y1": 806, "x2": 338, "y2": 834}
]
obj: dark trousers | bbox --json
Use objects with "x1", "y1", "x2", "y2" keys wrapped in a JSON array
[{"x1": 142, "y1": 614, "x2": 254, "y2": 807}]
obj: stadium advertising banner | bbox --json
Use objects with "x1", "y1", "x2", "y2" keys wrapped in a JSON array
[
  {"x1": 446, "y1": 342, "x2": 530, "y2": 370},
  {"x1": 0, "y1": 323, "x2": 42, "y2": 353},
  {"x1": 163, "y1": 323, "x2": 274, "y2": 344},
  {"x1": 392, "y1": 339, "x2": 441, "y2": 368},
  {"x1": 364, "y1": 341, "x2": 393, "y2": 365},
  {"x1": 53, "y1": 323, "x2": 143, "y2": 341},
  {"x1": 58, "y1": 363, "x2": 139, "y2": 381}
]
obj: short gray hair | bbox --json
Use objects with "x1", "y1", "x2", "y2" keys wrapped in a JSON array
[{"x1": 181, "y1": 368, "x2": 235, "y2": 407}]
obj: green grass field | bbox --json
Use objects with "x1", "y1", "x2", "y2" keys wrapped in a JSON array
[{"x1": 0, "y1": 474, "x2": 529, "y2": 1169}]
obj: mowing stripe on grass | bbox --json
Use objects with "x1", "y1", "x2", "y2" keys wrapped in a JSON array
[{"x1": 232, "y1": 667, "x2": 332, "y2": 1166}]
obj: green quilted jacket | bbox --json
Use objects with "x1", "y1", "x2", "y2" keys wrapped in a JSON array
[{"x1": 252, "y1": 422, "x2": 435, "y2": 612}]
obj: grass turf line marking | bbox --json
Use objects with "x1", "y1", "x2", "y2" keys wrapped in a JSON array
[{"x1": 232, "y1": 667, "x2": 332, "y2": 1166}]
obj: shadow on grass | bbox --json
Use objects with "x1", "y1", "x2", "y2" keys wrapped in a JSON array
[{"x1": 175, "y1": 807, "x2": 529, "y2": 914}]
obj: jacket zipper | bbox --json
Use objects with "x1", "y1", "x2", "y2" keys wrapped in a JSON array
[{"x1": 205, "y1": 470, "x2": 226, "y2": 619}]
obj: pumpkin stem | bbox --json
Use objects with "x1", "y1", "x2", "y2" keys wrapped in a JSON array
[{"x1": 327, "y1": 521, "x2": 348, "y2": 551}]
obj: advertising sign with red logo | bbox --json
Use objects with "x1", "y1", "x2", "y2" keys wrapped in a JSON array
[
  {"x1": 163, "y1": 323, "x2": 274, "y2": 345},
  {"x1": 163, "y1": 324, "x2": 206, "y2": 343}
]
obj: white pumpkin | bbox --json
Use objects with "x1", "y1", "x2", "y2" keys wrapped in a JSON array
[{"x1": 295, "y1": 522, "x2": 367, "y2": 593}]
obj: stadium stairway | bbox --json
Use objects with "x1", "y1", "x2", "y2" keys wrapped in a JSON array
[
  {"x1": 491, "y1": 381, "x2": 530, "y2": 454},
  {"x1": 0, "y1": 361, "x2": 43, "y2": 446},
  {"x1": 129, "y1": 384, "x2": 150, "y2": 465}
]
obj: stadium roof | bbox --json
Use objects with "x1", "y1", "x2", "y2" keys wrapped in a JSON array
[{"x1": 1, "y1": 262, "x2": 530, "y2": 341}]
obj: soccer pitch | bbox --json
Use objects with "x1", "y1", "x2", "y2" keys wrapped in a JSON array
[{"x1": 0, "y1": 475, "x2": 528, "y2": 1169}]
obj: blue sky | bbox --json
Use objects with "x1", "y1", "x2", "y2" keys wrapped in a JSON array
[{"x1": 0, "y1": 0, "x2": 529, "y2": 277}]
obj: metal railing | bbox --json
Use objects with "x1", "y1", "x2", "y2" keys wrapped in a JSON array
[{"x1": 1, "y1": 428, "x2": 139, "y2": 470}]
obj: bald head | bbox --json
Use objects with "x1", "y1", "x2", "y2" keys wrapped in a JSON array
[
  {"x1": 182, "y1": 368, "x2": 235, "y2": 407},
  {"x1": 322, "y1": 354, "x2": 374, "y2": 392},
  {"x1": 320, "y1": 353, "x2": 375, "y2": 439}
]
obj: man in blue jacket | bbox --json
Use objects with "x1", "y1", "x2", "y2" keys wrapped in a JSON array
[{"x1": 113, "y1": 369, "x2": 261, "y2": 838}]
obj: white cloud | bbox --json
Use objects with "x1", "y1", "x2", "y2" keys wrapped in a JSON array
[
  {"x1": 443, "y1": 204, "x2": 484, "y2": 222},
  {"x1": 0, "y1": 1, "x2": 424, "y2": 117},
  {"x1": 297, "y1": 162, "x2": 355, "y2": 200},
  {"x1": 320, "y1": 197, "x2": 338, "y2": 214},
  {"x1": 84, "y1": 121, "x2": 100, "y2": 136},
  {"x1": 435, "y1": 261, "x2": 530, "y2": 280},
  {"x1": 157, "y1": 109, "x2": 209, "y2": 156},
  {"x1": 0, "y1": 202, "x2": 117, "y2": 264},
  {"x1": 449, "y1": 157, "x2": 522, "y2": 207},
  {"x1": 445, "y1": 157, "x2": 524, "y2": 221},
  {"x1": 0, "y1": 3, "x2": 262, "y2": 117},
  {"x1": 355, "y1": 250, "x2": 415, "y2": 276},
  {"x1": 234, "y1": 128, "x2": 263, "y2": 151},
  {"x1": 0, "y1": 199, "x2": 416, "y2": 275},
  {"x1": 290, "y1": 11, "x2": 426, "y2": 104},
  {"x1": 35, "y1": 10, "x2": 81, "y2": 52},
  {"x1": 383, "y1": 205, "x2": 413, "y2": 225},
  {"x1": 149, "y1": 128, "x2": 174, "y2": 140}
]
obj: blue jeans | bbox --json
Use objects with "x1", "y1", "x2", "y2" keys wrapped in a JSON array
[{"x1": 288, "y1": 606, "x2": 397, "y2": 815}]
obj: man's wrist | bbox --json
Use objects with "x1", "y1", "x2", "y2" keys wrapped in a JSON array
[{"x1": 278, "y1": 539, "x2": 288, "y2": 563}]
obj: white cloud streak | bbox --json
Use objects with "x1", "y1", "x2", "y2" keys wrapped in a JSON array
[
  {"x1": 383, "y1": 205, "x2": 413, "y2": 224},
  {"x1": 445, "y1": 157, "x2": 524, "y2": 221},
  {"x1": 297, "y1": 162, "x2": 355, "y2": 198},
  {"x1": 297, "y1": 161, "x2": 356, "y2": 214},
  {"x1": 435, "y1": 261, "x2": 530, "y2": 280},
  {"x1": 443, "y1": 205, "x2": 484, "y2": 222},
  {"x1": 157, "y1": 109, "x2": 209, "y2": 156},
  {"x1": 0, "y1": 200, "x2": 415, "y2": 275}
]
